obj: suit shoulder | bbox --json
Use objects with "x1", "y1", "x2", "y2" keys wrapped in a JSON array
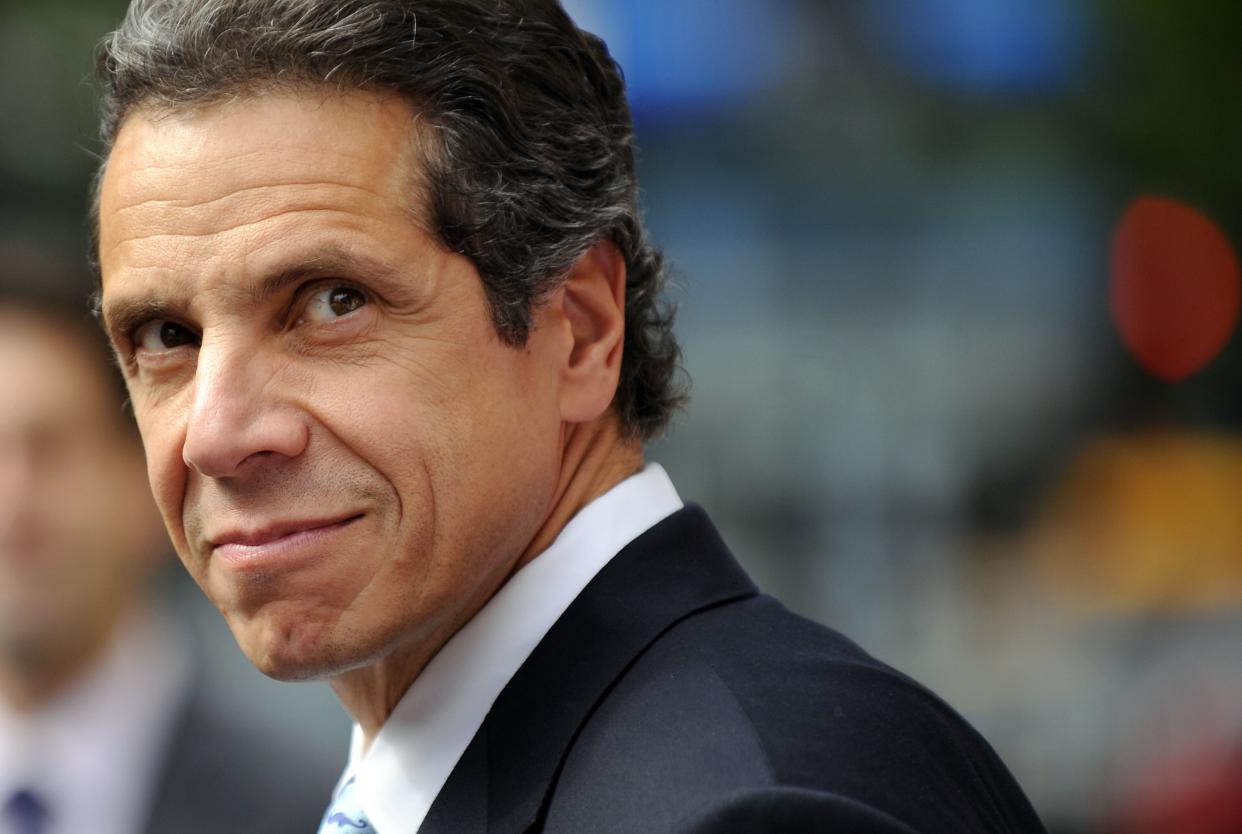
[{"x1": 554, "y1": 594, "x2": 1045, "y2": 834}]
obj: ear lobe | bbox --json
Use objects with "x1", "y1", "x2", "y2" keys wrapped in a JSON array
[{"x1": 557, "y1": 240, "x2": 626, "y2": 424}]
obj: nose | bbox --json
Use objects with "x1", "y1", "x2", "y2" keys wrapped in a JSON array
[{"x1": 182, "y1": 339, "x2": 309, "y2": 479}]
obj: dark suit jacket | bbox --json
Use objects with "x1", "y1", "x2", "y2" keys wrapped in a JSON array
[
  {"x1": 418, "y1": 505, "x2": 1046, "y2": 834},
  {"x1": 141, "y1": 681, "x2": 339, "y2": 834}
]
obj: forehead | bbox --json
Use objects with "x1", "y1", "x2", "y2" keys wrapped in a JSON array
[
  {"x1": 97, "y1": 89, "x2": 425, "y2": 287},
  {"x1": 104, "y1": 86, "x2": 421, "y2": 197}
]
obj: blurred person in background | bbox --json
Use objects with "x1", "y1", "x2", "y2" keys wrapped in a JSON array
[{"x1": 0, "y1": 249, "x2": 336, "y2": 834}]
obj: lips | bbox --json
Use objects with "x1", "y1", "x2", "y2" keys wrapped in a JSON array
[
  {"x1": 210, "y1": 514, "x2": 362, "y2": 549},
  {"x1": 208, "y1": 513, "x2": 364, "y2": 570}
]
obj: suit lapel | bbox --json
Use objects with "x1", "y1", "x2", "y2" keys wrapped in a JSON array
[
  {"x1": 420, "y1": 505, "x2": 756, "y2": 834},
  {"x1": 417, "y1": 726, "x2": 489, "y2": 834}
]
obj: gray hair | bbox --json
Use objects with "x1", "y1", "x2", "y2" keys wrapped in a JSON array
[{"x1": 94, "y1": 0, "x2": 686, "y2": 441}]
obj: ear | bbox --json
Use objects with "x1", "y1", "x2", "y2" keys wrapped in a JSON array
[{"x1": 554, "y1": 240, "x2": 626, "y2": 424}]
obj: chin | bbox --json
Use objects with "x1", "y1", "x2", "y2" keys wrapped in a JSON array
[
  {"x1": 231, "y1": 611, "x2": 376, "y2": 682},
  {"x1": 250, "y1": 649, "x2": 337, "y2": 682}
]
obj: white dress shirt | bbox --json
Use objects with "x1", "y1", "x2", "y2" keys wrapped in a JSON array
[
  {"x1": 0, "y1": 608, "x2": 190, "y2": 834},
  {"x1": 338, "y1": 463, "x2": 684, "y2": 834}
]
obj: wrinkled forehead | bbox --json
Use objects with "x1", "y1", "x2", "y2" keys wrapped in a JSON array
[
  {"x1": 104, "y1": 88, "x2": 422, "y2": 200},
  {"x1": 95, "y1": 87, "x2": 431, "y2": 270}
]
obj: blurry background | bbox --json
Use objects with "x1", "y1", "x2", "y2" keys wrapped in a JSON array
[{"x1": 3, "y1": 1, "x2": 1242, "y2": 831}]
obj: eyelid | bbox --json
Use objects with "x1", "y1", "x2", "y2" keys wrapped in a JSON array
[
  {"x1": 292, "y1": 279, "x2": 372, "y2": 325},
  {"x1": 106, "y1": 305, "x2": 175, "y2": 352},
  {"x1": 131, "y1": 318, "x2": 200, "y2": 358}
]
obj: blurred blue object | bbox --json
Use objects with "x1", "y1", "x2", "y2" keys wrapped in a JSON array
[
  {"x1": 561, "y1": 0, "x2": 807, "y2": 121},
  {"x1": 862, "y1": 0, "x2": 1083, "y2": 92}
]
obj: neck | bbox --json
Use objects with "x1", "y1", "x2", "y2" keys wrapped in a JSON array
[
  {"x1": 331, "y1": 417, "x2": 643, "y2": 746},
  {"x1": 517, "y1": 419, "x2": 645, "y2": 572}
]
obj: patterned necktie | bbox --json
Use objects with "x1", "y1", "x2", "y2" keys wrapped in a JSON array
[
  {"x1": 318, "y1": 777, "x2": 376, "y2": 833},
  {"x1": 3, "y1": 789, "x2": 48, "y2": 834}
]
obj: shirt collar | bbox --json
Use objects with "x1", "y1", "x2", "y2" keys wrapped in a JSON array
[{"x1": 342, "y1": 463, "x2": 683, "y2": 834}]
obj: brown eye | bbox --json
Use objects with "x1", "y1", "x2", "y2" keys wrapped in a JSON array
[
  {"x1": 135, "y1": 319, "x2": 199, "y2": 351},
  {"x1": 304, "y1": 286, "x2": 368, "y2": 322},
  {"x1": 329, "y1": 287, "x2": 365, "y2": 316}
]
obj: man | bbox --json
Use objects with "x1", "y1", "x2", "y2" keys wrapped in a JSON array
[
  {"x1": 0, "y1": 263, "x2": 337, "y2": 834},
  {"x1": 92, "y1": 1, "x2": 1046, "y2": 831}
]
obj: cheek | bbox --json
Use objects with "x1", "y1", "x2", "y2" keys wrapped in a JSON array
[
  {"x1": 137, "y1": 419, "x2": 190, "y2": 549},
  {"x1": 341, "y1": 368, "x2": 538, "y2": 551},
  {"x1": 432, "y1": 361, "x2": 562, "y2": 528}
]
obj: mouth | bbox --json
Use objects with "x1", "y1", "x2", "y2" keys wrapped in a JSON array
[{"x1": 209, "y1": 514, "x2": 364, "y2": 570}]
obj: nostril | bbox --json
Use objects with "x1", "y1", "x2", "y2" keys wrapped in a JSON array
[{"x1": 183, "y1": 408, "x2": 311, "y2": 479}]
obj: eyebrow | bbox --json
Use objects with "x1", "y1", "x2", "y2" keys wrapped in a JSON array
[
  {"x1": 246, "y1": 244, "x2": 407, "y2": 307},
  {"x1": 99, "y1": 293, "x2": 178, "y2": 347},
  {"x1": 100, "y1": 244, "x2": 411, "y2": 344}
]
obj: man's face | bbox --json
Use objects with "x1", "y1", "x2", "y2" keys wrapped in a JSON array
[
  {"x1": 97, "y1": 91, "x2": 570, "y2": 680},
  {"x1": 0, "y1": 312, "x2": 159, "y2": 667}
]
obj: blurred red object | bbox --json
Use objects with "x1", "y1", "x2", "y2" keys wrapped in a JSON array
[
  {"x1": 1112, "y1": 741, "x2": 1242, "y2": 834},
  {"x1": 1111, "y1": 195, "x2": 1240, "y2": 382}
]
